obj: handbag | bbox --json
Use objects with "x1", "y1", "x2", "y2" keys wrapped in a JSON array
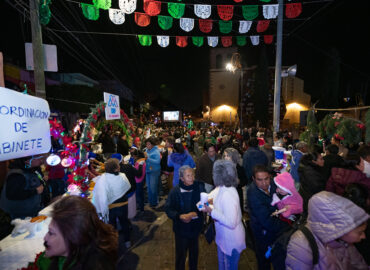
[{"x1": 203, "y1": 215, "x2": 216, "y2": 244}]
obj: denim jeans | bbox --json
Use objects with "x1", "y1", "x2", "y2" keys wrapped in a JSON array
[
  {"x1": 136, "y1": 181, "x2": 144, "y2": 211},
  {"x1": 146, "y1": 170, "x2": 160, "y2": 207},
  {"x1": 217, "y1": 247, "x2": 241, "y2": 270}
]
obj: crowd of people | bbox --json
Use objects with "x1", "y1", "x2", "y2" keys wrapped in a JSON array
[{"x1": 0, "y1": 120, "x2": 370, "y2": 270}]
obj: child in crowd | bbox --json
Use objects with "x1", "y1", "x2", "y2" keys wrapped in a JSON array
[
  {"x1": 271, "y1": 172, "x2": 303, "y2": 222},
  {"x1": 131, "y1": 149, "x2": 146, "y2": 212}
]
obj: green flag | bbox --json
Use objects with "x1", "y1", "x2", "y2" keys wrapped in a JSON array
[
  {"x1": 236, "y1": 36, "x2": 247, "y2": 46},
  {"x1": 93, "y1": 0, "x2": 111, "y2": 10},
  {"x1": 138, "y1": 35, "x2": 152, "y2": 46},
  {"x1": 219, "y1": 21, "x2": 232, "y2": 34},
  {"x1": 192, "y1": 36, "x2": 204, "y2": 47},
  {"x1": 158, "y1": 15, "x2": 173, "y2": 30},
  {"x1": 242, "y1": 5, "x2": 258, "y2": 20},
  {"x1": 81, "y1": 3, "x2": 100, "y2": 21},
  {"x1": 168, "y1": 3, "x2": 185, "y2": 19}
]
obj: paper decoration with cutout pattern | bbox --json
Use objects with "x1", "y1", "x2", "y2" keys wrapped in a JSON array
[
  {"x1": 192, "y1": 36, "x2": 204, "y2": 47},
  {"x1": 286, "y1": 3, "x2": 302, "y2": 19},
  {"x1": 256, "y1": 20, "x2": 270, "y2": 32},
  {"x1": 180, "y1": 18, "x2": 194, "y2": 32},
  {"x1": 158, "y1": 15, "x2": 173, "y2": 30},
  {"x1": 93, "y1": 0, "x2": 111, "y2": 10},
  {"x1": 242, "y1": 5, "x2": 258, "y2": 20},
  {"x1": 194, "y1": 5, "x2": 212, "y2": 19},
  {"x1": 168, "y1": 3, "x2": 185, "y2": 19},
  {"x1": 81, "y1": 3, "x2": 99, "y2": 21},
  {"x1": 219, "y1": 20, "x2": 232, "y2": 34},
  {"x1": 207, "y1": 36, "x2": 218, "y2": 47},
  {"x1": 236, "y1": 36, "x2": 247, "y2": 46},
  {"x1": 199, "y1": 19, "x2": 213, "y2": 33},
  {"x1": 109, "y1": 9, "x2": 125, "y2": 24},
  {"x1": 239, "y1": 20, "x2": 252, "y2": 33},
  {"x1": 263, "y1": 4, "x2": 278, "y2": 19},
  {"x1": 250, "y1": 35, "x2": 259, "y2": 45},
  {"x1": 217, "y1": 5, "x2": 234, "y2": 21},
  {"x1": 157, "y1": 36, "x2": 170, "y2": 47},
  {"x1": 138, "y1": 35, "x2": 152, "y2": 46},
  {"x1": 221, "y1": 36, "x2": 232, "y2": 47},
  {"x1": 144, "y1": 0, "x2": 161, "y2": 16},
  {"x1": 176, "y1": 36, "x2": 188, "y2": 47},
  {"x1": 119, "y1": 0, "x2": 137, "y2": 14},
  {"x1": 135, "y1": 12, "x2": 151, "y2": 27},
  {"x1": 264, "y1": 35, "x2": 273, "y2": 44}
]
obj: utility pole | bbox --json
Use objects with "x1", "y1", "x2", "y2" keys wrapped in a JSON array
[
  {"x1": 29, "y1": 0, "x2": 46, "y2": 98},
  {"x1": 273, "y1": 0, "x2": 283, "y2": 132}
]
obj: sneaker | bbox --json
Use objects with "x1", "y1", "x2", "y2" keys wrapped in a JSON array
[{"x1": 124, "y1": 241, "x2": 131, "y2": 249}]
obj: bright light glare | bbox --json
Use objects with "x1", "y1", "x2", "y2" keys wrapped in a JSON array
[
  {"x1": 216, "y1": 105, "x2": 233, "y2": 111},
  {"x1": 286, "y1": 102, "x2": 304, "y2": 110},
  {"x1": 226, "y1": 63, "x2": 234, "y2": 71}
]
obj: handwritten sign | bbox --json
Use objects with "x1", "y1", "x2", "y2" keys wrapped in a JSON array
[
  {"x1": 103, "y1": 92, "x2": 120, "y2": 120},
  {"x1": 0, "y1": 87, "x2": 51, "y2": 161}
]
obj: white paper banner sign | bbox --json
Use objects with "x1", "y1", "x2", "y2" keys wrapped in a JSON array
[
  {"x1": 109, "y1": 9, "x2": 125, "y2": 24},
  {"x1": 250, "y1": 35, "x2": 260, "y2": 45},
  {"x1": 180, "y1": 18, "x2": 194, "y2": 32},
  {"x1": 239, "y1": 20, "x2": 252, "y2": 33},
  {"x1": 263, "y1": 4, "x2": 278, "y2": 19},
  {"x1": 119, "y1": 0, "x2": 137, "y2": 14},
  {"x1": 194, "y1": 5, "x2": 211, "y2": 19},
  {"x1": 207, "y1": 36, "x2": 218, "y2": 47},
  {"x1": 157, "y1": 36, "x2": 170, "y2": 47},
  {"x1": 0, "y1": 87, "x2": 51, "y2": 161},
  {"x1": 103, "y1": 92, "x2": 120, "y2": 120}
]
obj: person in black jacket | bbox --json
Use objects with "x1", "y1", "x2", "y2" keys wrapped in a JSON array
[
  {"x1": 0, "y1": 156, "x2": 44, "y2": 219},
  {"x1": 323, "y1": 144, "x2": 345, "y2": 180},
  {"x1": 298, "y1": 152, "x2": 326, "y2": 213},
  {"x1": 165, "y1": 165, "x2": 205, "y2": 270},
  {"x1": 117, "y1": 133, "x2": 130, "y2": 156}
]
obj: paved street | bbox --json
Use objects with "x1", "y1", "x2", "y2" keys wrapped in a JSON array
[{"x1": 117, "y1": 199, "x2": 258, "y2": 270}]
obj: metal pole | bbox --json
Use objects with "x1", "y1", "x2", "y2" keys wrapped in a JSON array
[
  {"x1": 273, "y1": 0, "x2": 284, "y2": 132},
  {"x1": 240, "y1": 69, "x2": 243, "y2": 135},
  {"x1": 30, "y1": 0, "x2": 46, "y2": 98}
]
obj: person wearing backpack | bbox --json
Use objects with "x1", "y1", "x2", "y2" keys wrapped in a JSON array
[{"x1": 286, "y1": 191, "x2": 369, "y2": 270}]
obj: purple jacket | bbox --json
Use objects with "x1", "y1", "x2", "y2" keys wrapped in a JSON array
[{"x1": 286, "y1": 191, "x2": 369, "y2": 270}]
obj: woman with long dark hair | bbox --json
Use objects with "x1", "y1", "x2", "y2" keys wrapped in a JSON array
[{"x1": 44, "y1": 196, "x2": 118, "y2": 269}]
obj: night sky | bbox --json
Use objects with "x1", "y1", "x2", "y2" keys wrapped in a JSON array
[{"x1": 1, "y1": 0, "x2": 370, "y2": 111}]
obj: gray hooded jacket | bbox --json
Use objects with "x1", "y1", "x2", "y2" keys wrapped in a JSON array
[{"x1": 286, "y1": 191, "x2": 369, "y2": 270}]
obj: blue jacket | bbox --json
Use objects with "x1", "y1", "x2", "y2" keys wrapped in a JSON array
[
  {"x1": 145, "y1": 146, "x2": 161, "y2": 172},
  {"x1": 168, "y1": 152, "x2": 196, "y2": 186},
  {"x1": 165, "y1": 181, "x2": 205, "y2": 238},
  {"x1": 290, "y1": 150, "x2": 304, "y2": 182},
  {"x1": 247, "y1": 182, "x2": 290, "y2": 247},
  {"x1": 243, "y1": 147, "x2": 268, "y2": 182}
]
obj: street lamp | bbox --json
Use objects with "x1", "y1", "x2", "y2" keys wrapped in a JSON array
[{"x1": 226, "y1": 53, "x2": 243, "y2": 134}]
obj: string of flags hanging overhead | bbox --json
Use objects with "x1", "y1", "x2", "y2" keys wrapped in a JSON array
[
  {"x1": 80, "y1": 1, "x2": 303, "y2": 22},
  {"x1": 137, "y1": 34, "x2": 273, "y2": 47},
  {"x1": 58, "y1": 0, "x2": 308, "y2": 48}
]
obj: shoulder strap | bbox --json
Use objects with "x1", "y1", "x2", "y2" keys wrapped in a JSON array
[{"x1": 299, "y1": 226, "x2": 319, "y2": 265}]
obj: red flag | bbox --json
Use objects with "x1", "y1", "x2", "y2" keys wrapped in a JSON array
[
  {"x1": 135, "y1": 12, "x2": 151, "y2": 27},
  {"x1": 233, "y1": 0, "x2": 243, "y2": 2},
  {"x1": 286, "y1": 3, "x2": 302, "y2": 19},
  {"x1": 199, "y1": 19, "x2": 213, "y2": 33},
  {"x1": 176, "y1": 36, "x2": 188, "y2": 47},
  {"x1": 257, "y1": 20, "x2": 270, "y2": 33},
  {"x1": 143, "y1": 0, "x2": 161, "y2": 16},
  {"x1": 217, "y1": 5, "x2": 234, "y2": 21},
  {"x1": 264, "y1": 35, "x2": 273, "y2": 44},
  {"x1": 221, "y1": 36, "x2": 232, "y2": 47}
]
